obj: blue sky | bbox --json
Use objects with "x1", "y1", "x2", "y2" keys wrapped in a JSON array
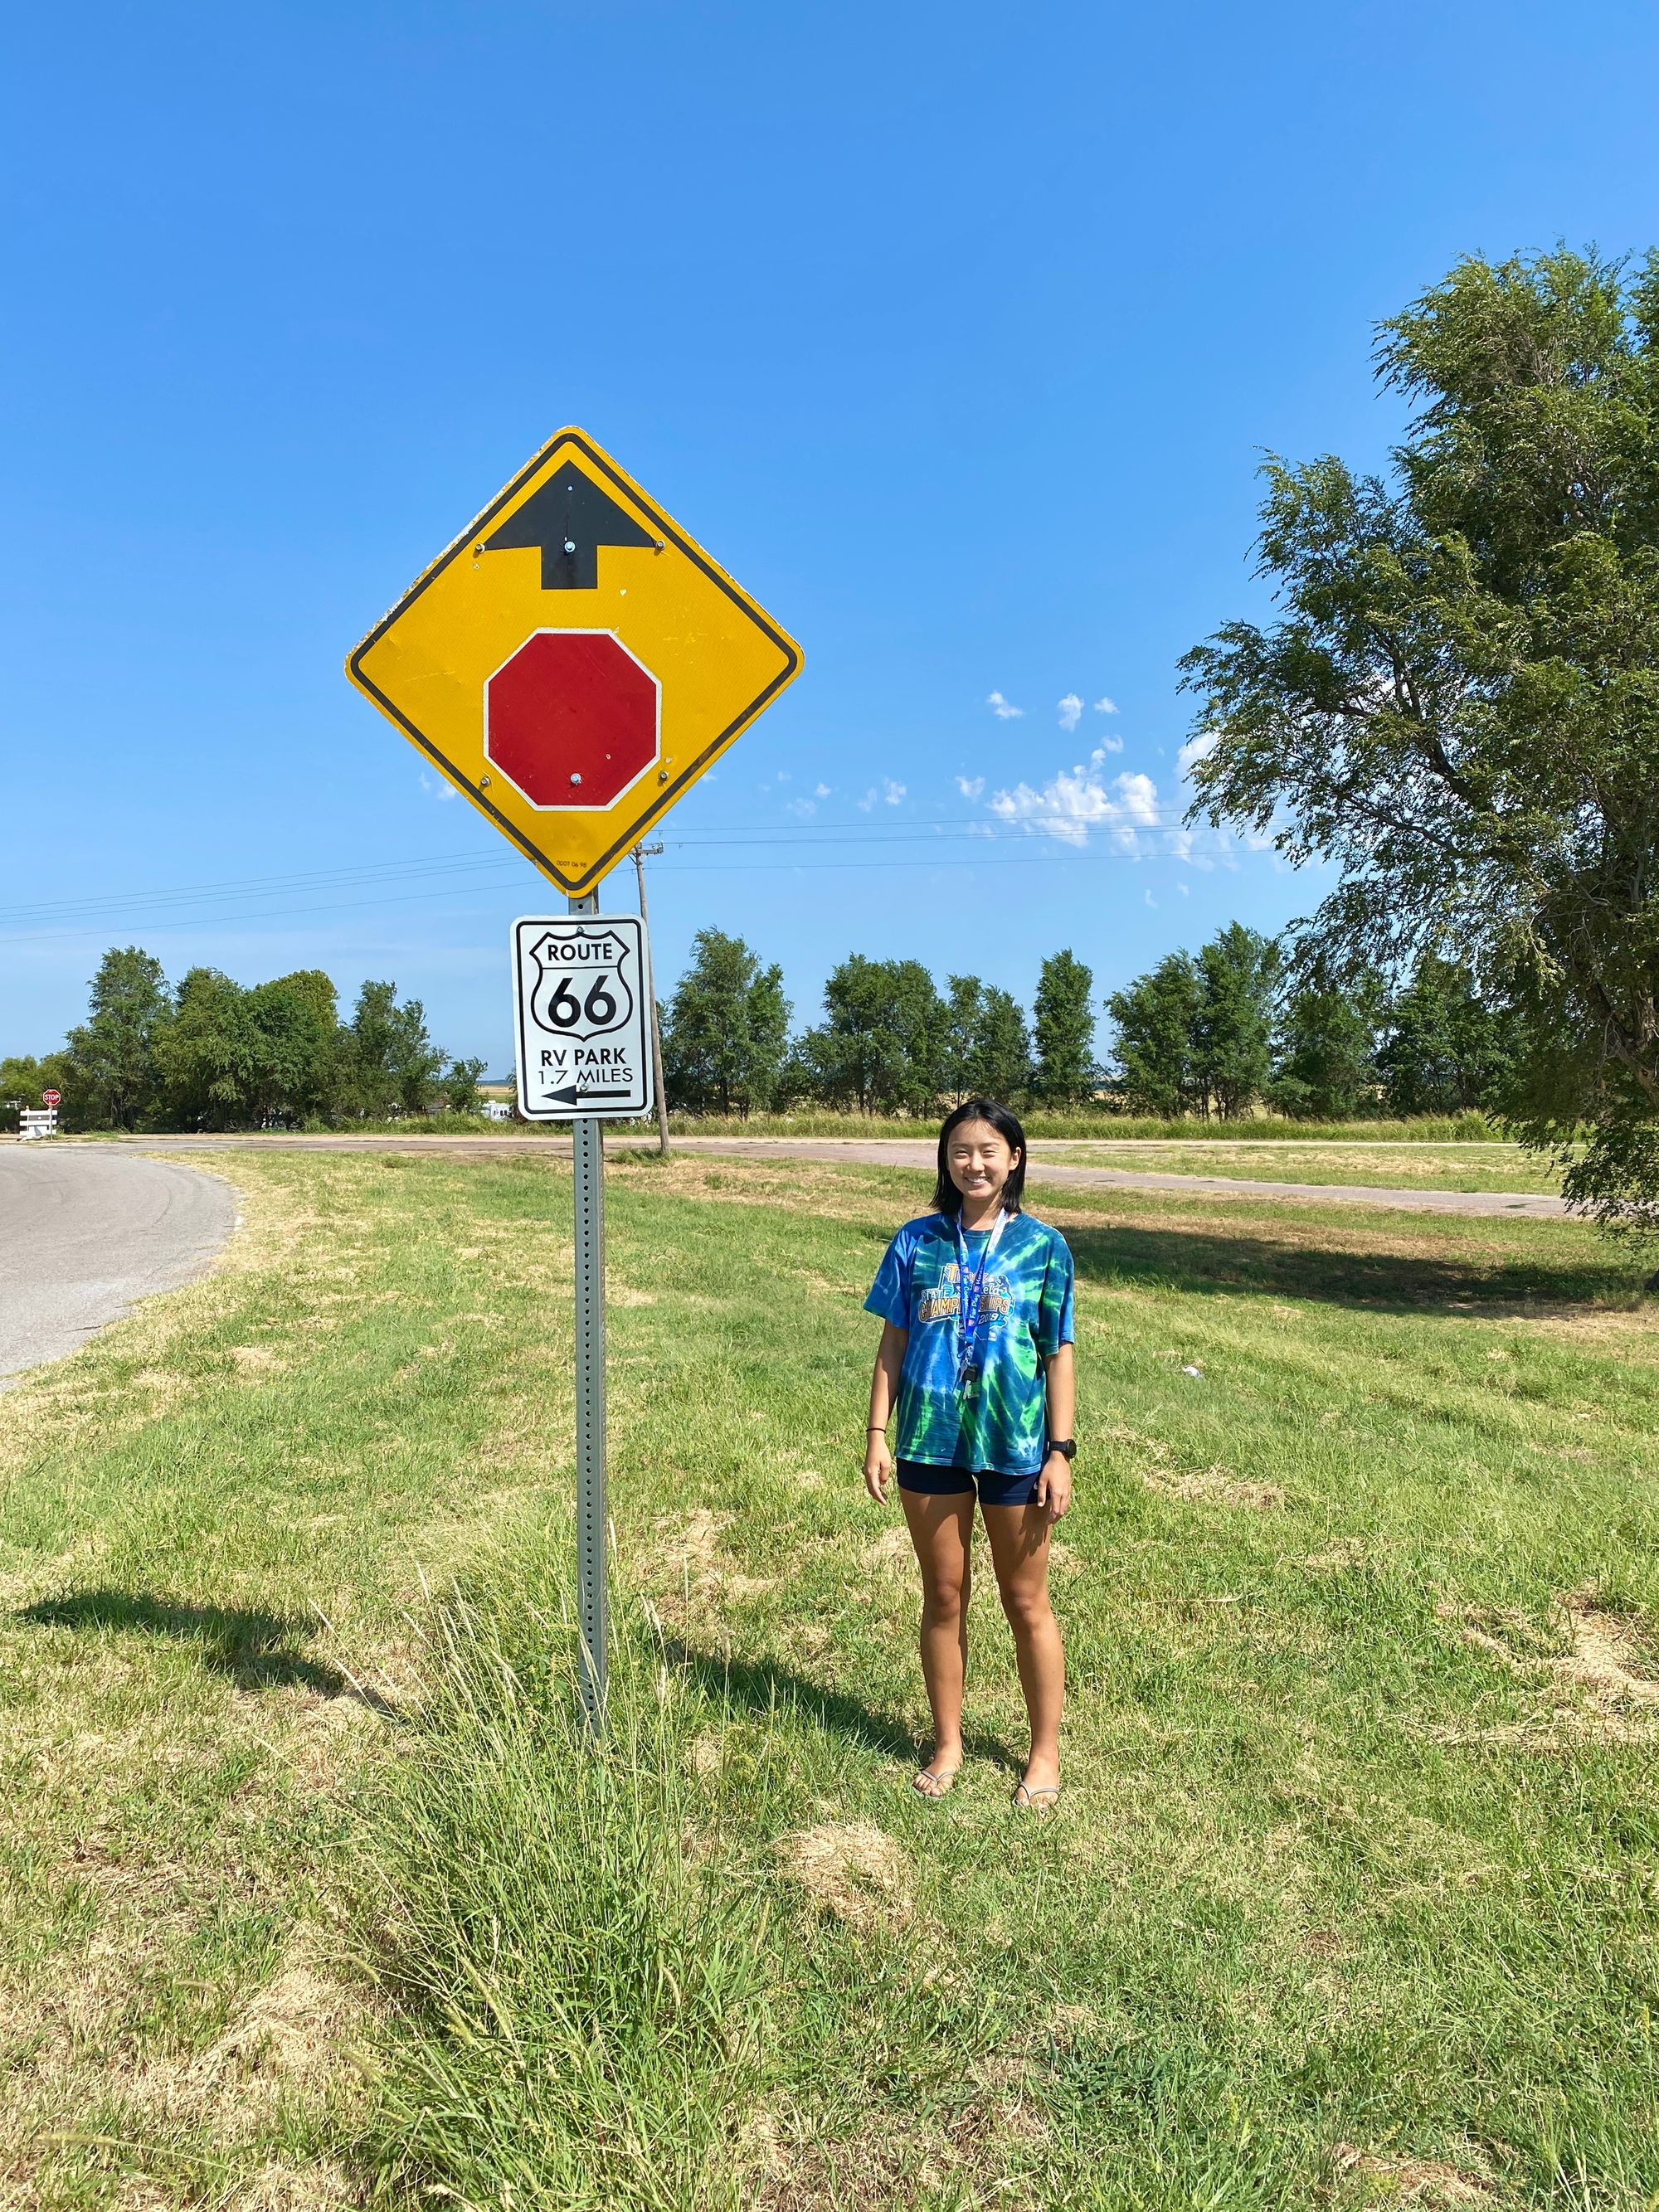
[{"x1": 4, "y1": 1, "x2": 1657, "y2": 1072}]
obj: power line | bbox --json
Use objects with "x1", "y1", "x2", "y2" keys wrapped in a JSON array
[
  {"x1": 0, "y1": 840, "x2": 1241, "y2": 946},
  {"x1": 0, "y1": 814, "x2": 1215, "y2": 928},
  {"x1": 0, "y1": 807, "x2": 1242, "y2": 946}
]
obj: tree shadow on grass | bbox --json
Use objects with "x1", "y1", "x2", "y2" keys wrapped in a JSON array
[
  {"x1": 659, "y1": 1632, "x2": 1015, "y2": 1771},
  {"x1": 1063, "y1": 1219, "x2": 1646, "y2": 1319},
  {"x1": 16, "y1": 1587, "x2": 397, "y2": 1710}
]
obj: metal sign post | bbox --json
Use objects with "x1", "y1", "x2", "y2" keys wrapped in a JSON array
[
  {"x1": 511, "y1": 901, "x2": 655, "y2": 1729},
  {"x1": 568, "y1": 898, "x2": 608, "y2": 1728}
]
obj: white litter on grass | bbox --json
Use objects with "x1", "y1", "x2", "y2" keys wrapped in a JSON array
[{"x1": 1180, "y1": 1364, "x2": 1204, "y2": 1378}]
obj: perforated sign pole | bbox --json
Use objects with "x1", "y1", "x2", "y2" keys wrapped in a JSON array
[{"x1": 567, "y1": 890, "x2": 610, "y2": 1733}]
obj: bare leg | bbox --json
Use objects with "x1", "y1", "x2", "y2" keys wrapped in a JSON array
[
  {"x1": 899, "y1": 1485, "x2": 975, "y2": 1794},
  {"x1": 981, "y1": 1502, "x2": 1064, "y2": 1796}
]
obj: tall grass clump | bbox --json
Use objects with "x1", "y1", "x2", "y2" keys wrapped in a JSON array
[{"x1": 361, "y1": 1580, "x2": 777, "y2": 2212}]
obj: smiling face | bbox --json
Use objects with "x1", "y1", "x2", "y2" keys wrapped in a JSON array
[{"x1": 946, "y1": 1118, "x2": 1021, "y2": 1215}]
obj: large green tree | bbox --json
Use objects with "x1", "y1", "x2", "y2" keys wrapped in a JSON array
[
  {"x1": 1031, "y1": 950, "x2": 1097, "y2": 1106},
  {"x1": 661, "y1": 929, "x2": 791, "y2": 1116},
  {"x1": 155, "y1": 967, "x2": 255, "y2": 1126},
  {"x1": 799, "y1": 955, "x2": 944, "y2": 1116},
  {"x1": 63, "y1": 947, "x2": 172, "y2": 1129},
  {"x1": 1192, "y1": 924, "x2": 1278, "y2": 1121},
  {"x1": 1181, "y1": 246, "x2": 1659, "y2": 1226},
  {"x1": 941, "y1": 975, "x2": 985, "y2": 1103},
  {"x1": 1106, "y1": 953, "x2": 1200, "y2": 1117},
  {"x1": 1270, "y1": 974, "x2": 1379, "y2": 1121},
  {"x1": 941, "y1": 975, "x2": 1034, "y2": 1103},
  {"x1": 969, "y1": 985, "x2": 1033, "y2": 1103},
  {"x1": 1377, "y1": 954, "x2": 1521, "y2": 1118},
  {"x1": 343, "y1": 981, "x2": 446, "y2": 1117},
  {"x1": 158, "y1": 967, "x2": 343, "y2": 1127}
]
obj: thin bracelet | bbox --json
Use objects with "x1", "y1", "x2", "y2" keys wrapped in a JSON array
[{"x1": 867, "y1": 1423, "x2": 888, "y2": 1432}]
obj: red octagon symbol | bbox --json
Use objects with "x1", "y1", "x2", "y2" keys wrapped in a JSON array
[{"x1": 484, "y1": 630, "x2": 660, "y2": 810}]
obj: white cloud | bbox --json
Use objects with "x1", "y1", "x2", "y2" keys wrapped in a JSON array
[
  {"x1": 1093, "y1": 695, "x2": 1118, "y2": 715},
  {"x1": 1178, "y1": 730, "x2": 1219, "y2": 774},
  {"x1": 857, "y1": 777, "x2": 907, "y2": 812},
  {"x1": 786, "y1": 798, "x2": 817, "y2": 819},
  {"x1": 988, "y1": 762, "x2": 1162, "y2": 849},
  {"x1": 418, "y1": 771, "x2": 456, "y2": 803},
  {"x1": 814, "y1": 781, "x2": 832, "y2": 799},
  {"x1": 1058, "y1": 693, "x2": 1083, "y2": 733},
  {"x1": 956, "y1": 775, "x2": 985, "y2": 800},
  {"x1": 1177, "y1": 882, "x2": 1190, "y2": 896},
  {"x1": 986, "y1": 690, "x2": 1024, "y2": 719},
  {"x1": 778, "y1": 770, "x2": 791, "y2": 783},
  {"x1": 1145, "y1": 888, "x2": 1156, "y2": 907},
  {"x1": 1092, "y1": 734, "x2": 1124, "y2": 755}
]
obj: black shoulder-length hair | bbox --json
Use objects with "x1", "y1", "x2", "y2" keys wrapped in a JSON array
[{"x1": 932, "y1": 1096, "x2": 1029, "y2": 1218}]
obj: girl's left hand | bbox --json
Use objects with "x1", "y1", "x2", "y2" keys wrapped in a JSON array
[{"x1": 1035, "y1": 1452, "x2": 1073, "y2": 1522}]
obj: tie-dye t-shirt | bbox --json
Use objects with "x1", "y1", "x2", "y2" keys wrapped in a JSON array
[{"x1": 864, "y1": 1211, "x2": 1075, "y2": 1475}]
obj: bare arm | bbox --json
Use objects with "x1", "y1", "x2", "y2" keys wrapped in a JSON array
[
  {"x1": 1036, "y1": 1343, "x2": 1075, "y2": 1521},
  {"x1": 864, "y1": 1321, "x2": 907, "y2": 1501}
]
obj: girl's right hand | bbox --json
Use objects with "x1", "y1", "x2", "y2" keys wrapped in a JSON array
[{"x1": 864, "y1": 1436, "x2": 893, "y2": 1502}]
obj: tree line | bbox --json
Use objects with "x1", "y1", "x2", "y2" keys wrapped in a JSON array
[
  {"x1": 1, "y1": 949, "x2": 484, "y2": 1132},
  {"x1": 659, "y1": 924, "x2": 1520, "y2": 1121},
  {"x1": 6, "y1": 927, "x2": 1520, "y2": 1134}
]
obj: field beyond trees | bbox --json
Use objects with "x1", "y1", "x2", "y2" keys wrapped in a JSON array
[{"x1": 2, "y1": 1151, "x2": 1657, "y2": 2209}]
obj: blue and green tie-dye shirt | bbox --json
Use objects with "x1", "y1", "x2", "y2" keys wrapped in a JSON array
[{"x1": 864, "y1": 1211, "x2": 1076, "y2": 1475}]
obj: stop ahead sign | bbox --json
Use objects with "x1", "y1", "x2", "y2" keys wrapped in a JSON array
[
  {"x1": 346, "y1": 426, "x2": 800, "y2": 896},
  {"x1": 41, "y1": 1089, "x2": 61, "y2": 1107}
]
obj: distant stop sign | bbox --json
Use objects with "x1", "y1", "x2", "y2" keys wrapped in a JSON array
[
  {"x1": 484, "y1": 630, "x2": 660, "y2": 811},
  {"x1": 42, "y1": 1089, "x2": 61, "y2": 1107}
]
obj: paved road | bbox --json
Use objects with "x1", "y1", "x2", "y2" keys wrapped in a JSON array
[
  {"x1": 79, "y1": 1133, "x2": 1569, "y2": 1218},
  {"x1": 0, "y1": 1149, "x2": 238, "y2": 1390}
]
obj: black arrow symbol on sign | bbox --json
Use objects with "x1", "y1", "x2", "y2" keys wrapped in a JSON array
[
  {"x1": 547, "y1": 1083, "x2": 640, "y2": 1107},
  {"x1": 483, "y1": 461, "x2": 656, "y2": 590}
]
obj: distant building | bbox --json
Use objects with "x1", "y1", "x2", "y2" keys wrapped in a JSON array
[{"x1": 481, "y1": 1099, "x2": 514, "y2": 1122}]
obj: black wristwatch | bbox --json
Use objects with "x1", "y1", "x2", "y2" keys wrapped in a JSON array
[{"x1": 1047, "y1": 1438, "x2": 1076, "y2": 1461}]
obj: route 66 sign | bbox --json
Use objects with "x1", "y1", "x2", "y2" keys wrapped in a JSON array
[{"x1": 512, "y1": 914, "x2": 654, "y2": 1120}]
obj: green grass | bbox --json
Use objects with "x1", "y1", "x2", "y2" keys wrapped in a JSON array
[
  {"x1": 73, "y1": 1109, "x2": 1510, "y2": 1145},
  {"x1": 2, "y1": 1150, "x2": 1657, "y2": 2207},
  {"x1": 1041, "y1": 1140, "x2": 1563, "y2": 1194},
  {"x1": 653, "y1": 1109, "x2": 1508, "y2": 1143}
]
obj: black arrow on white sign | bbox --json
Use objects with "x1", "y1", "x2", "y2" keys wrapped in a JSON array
[{"x1": 546, "y1": 1082, "x2": 639, "y2": 1108}]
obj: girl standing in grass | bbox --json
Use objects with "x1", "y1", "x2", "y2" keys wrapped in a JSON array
[{"x1": 863, "y1": 1098, "x2": 1076, "y2": 1809}]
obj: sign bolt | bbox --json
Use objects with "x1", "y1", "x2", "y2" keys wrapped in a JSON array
[
  {"x1": 570, "y1": 772, "x2": 583, "y2": 786},
  {"x1": 563, "y1": 537, "x2": 577, "y2": 554}
]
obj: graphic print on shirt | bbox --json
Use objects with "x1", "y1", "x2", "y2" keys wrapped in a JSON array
[
  {"x1": 864, "y1": 1213, "x2": 1076, "y2": 1475},
  {"x1": 917, "y1": 1266, "x2": 1014, "y2": 1326}
]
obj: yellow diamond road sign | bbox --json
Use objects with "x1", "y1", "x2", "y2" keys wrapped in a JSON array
[{"x1": 347, "y1": 427, "x2": 802, "y2": 895}]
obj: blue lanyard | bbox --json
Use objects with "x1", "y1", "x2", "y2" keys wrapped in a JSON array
[{"x1": 954, "y1": 1211, "x2": 1005, "y2": 1382}]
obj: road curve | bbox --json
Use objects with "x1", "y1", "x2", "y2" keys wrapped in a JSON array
[
  {"x1": 79, "y1": 1133, "x2": 1569, "y2": 1218},
  {"x1": 0, "y1": 1148, "x2": 238, "y2": 1390}
]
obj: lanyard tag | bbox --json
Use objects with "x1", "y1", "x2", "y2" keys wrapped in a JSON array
[{"x1": 954, "y1": 1211, "x2": 1005, "y2": 1396}]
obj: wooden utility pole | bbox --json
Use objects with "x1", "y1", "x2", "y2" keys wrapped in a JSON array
[{"x1": 632, "y1": 843, "x2": 671, "y2": 1157}]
